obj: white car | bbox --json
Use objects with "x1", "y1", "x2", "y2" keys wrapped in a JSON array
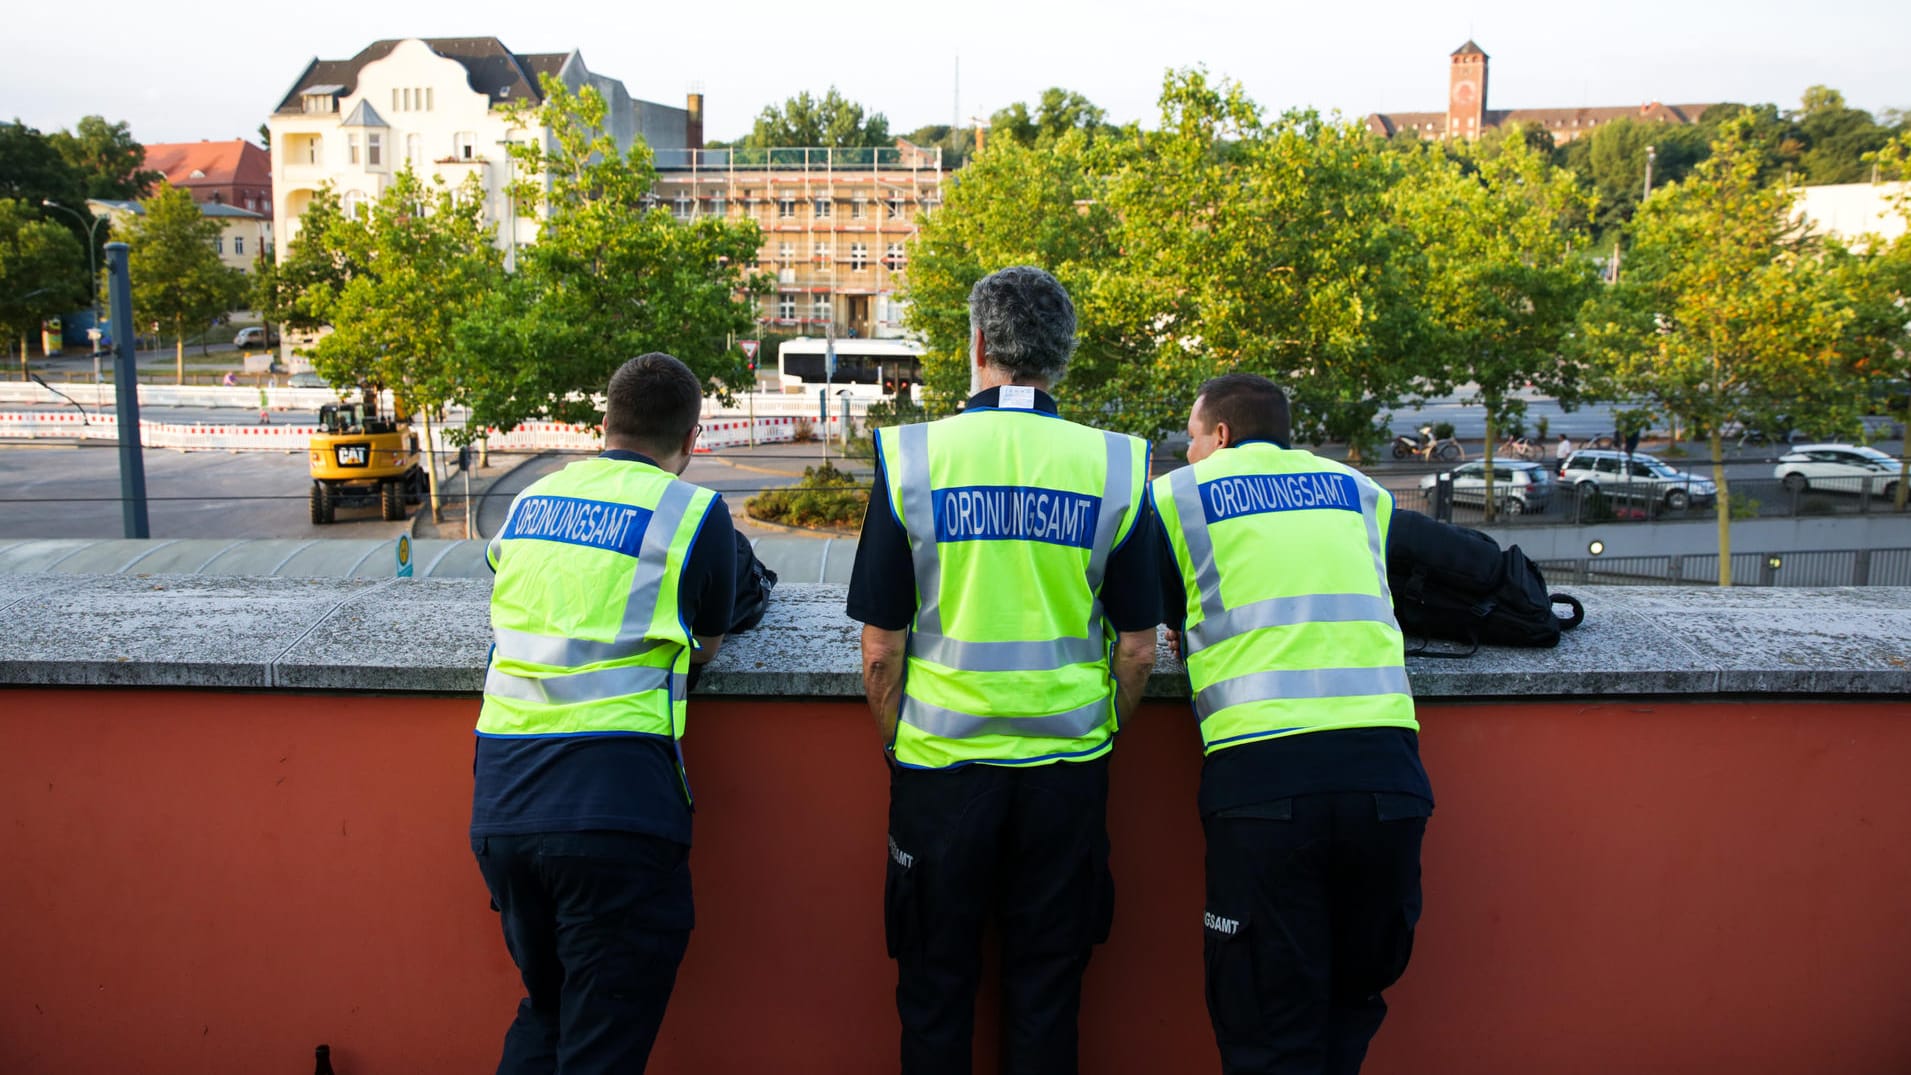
[
  {"x1": 1774, "y1": 444, "x2": 1904, "y2": 499},
  {"x1": 1418, "y1": 460, "x2": 1555, "y2": 514},
  {"x1": 1558, "y1": 449, "x2": 1717, "y2": 510}
]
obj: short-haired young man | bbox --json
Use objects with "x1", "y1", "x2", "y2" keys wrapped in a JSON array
[
  {"x1": 472, "y1": 352, "x2": 736, "y2": 1074},
  {"x1": 1154, "y1": 373, "x2": 1433, "y2": 1075}
]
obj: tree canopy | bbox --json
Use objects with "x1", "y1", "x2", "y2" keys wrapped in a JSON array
[
  {"x1": 48, "y1": 116, "x2": 159, "y2": 201},
  {"x1": 456, "y1": 77, "x2": 765, "y2": 434},
  {"x1": 127, "y1": 184, "x2": 245, "y2": 382},
  {"x1": 0, "y1": 196, "x2": 87, "y2": 373},
  {"x1": 742, "y1": 88, "x2": 890, "y2": 148}
]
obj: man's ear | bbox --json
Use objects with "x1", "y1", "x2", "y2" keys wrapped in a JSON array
[
  {"x1": 1212, "y1": 420, "x2": 1232, "y2": 450},
  {"x1": 971, "y1": 327, "x2": 989, "y2": 371}
]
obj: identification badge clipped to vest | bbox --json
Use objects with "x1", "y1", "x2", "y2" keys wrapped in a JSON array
[{"x1": 998, "y1": 385, "x2": 1036, "y2": 410}]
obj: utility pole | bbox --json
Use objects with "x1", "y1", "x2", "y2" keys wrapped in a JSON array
[
  {"x1": 105, "y1": 242, "x2": 150, "y2": 538},
  {"x1": 1643, "y1": 144, "x2": 1657, "y2": 199}
]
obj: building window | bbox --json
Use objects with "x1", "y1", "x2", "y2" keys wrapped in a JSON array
[
  {"x1": 849, "y1": 242, "x2": 867, "y2": 270},
  {"x1": 884, "y1": 242, "x2": 907, "y2": 270},
  {"x1": 777, "y1": 293, "x2": 796, "y2": 320},
  {"x1": 407, "y1": 133, "x2": 423, "y2": 168},
  {"x1": 886, "y1": 194, "x2": 906, "y2": 219},
  {"x1": 674, "y1": 192, "x2": 694, "y2": 220},
  {"x1": 813, "y1": 196, "x2": 832, "y2": 219},
  {"x1": 392, "y1": 89, "x2": 399, "y2": 112},
  {"x1": 305, "y1": 138, "x2": 320, "y2": 165},
  {"x1": 425, "y1": 88, "x2": 433, "y2": 111},
  {"x1": 707, "y1": 192, "x2": 725, "y2": 217},
  {"x1": 813, "y1": 241, "x2": 832, "y2": 266},
  {"x1": 403, "y1": 88, "x2": 413, "y2": 111},
  {"x1": 455, "y1": 132, "x2": 477, "y2": 160},
  {"x1": 347, "y1": 134, "x2": 361, "y2": 165},
  {"x1": 777, "y1": 194, "x2": 797, "y2": 218},
  {"x1": 234, "y1": 236, "x2": 244, "y2": 255},
  {"x1": 342, "y1": 190, "x2": 365, "y2": 218},
  {"x1": 777, "y1": 242, "x2": 795, "y2": 268},
  {"x1": 812, "y1": 296, "x2": 832, "y2": 322},
  {"x1": 212, "y1": 236, "x2": 224, "y2": 254},
  {"x1": 302, "y1": 93, "x2": 335, "y2": 114},
  {"x1": 851, "y1": 195, "x2": 867, "y2": 220},
  {"x1": 367, "y1": 133, "x2": 383, "y2": 167}
]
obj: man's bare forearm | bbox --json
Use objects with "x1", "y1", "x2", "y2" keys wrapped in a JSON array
[
  {"x1": 861, "y1": 625, "x2": 908, "y2": 740},
  {"x1": 1112, "y1": 629, "x2": 1157, "y2": 722}
]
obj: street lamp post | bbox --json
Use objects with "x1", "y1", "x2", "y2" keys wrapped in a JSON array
[
  {"x1": 42, "y1": 199, "x2": 110, "y2": 383},
  {"x1": 1643, "y1": 144, "x2": 1657, "y2": 200}
]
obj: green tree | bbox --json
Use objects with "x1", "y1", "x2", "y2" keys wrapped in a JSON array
[
  {"x1": 48, "y1": 116, "x2": 160, "y2": 201},
  {"x1": 902, "y1": 125, "x2": 1121, "y2": 415},
  {"x1": 297, "y1": 168, "x2": 503, "y2": 519},
  {"x1": 1093, "y1": 71, "x2": 1435, "y2": 453},
  {"x1": 1399, "y1": 137, "x2": 1600, "y2": 517},
  {"x1": 989, "y1": 88, "x2": 1117, "y2": 149},
  {"x1": 1792, "y1": 86, "x2": 1890, "y2": 185},
  {"x1": 1555, "y1": 116, "x2": 1710, "y2": 241},
  {"x1": 1578, "y1": 117, "x2": 1861, "y2": 584},
  {"x1": 250, "y1": 186, "x2": 353, "y2": 335},
  {"x1": 127, "y1": 184, "x2": 245, "y2": 382},
  {"x1": 457, "y1": 76, "x2": 763, "y2": 434},
  {"x1": 1846, "y1": 131, "x2": 1911, "y2": 508},
  {"x1": 742, "y1": 88, "x2": 890, "y2": 149},
  {"x1": 0, "y1": 197, "x2": 87, "y2": 375}
]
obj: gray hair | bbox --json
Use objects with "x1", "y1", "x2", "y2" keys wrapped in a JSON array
[{"x1": 968, "y1": 266, "x2": 1077, "y2": 384}]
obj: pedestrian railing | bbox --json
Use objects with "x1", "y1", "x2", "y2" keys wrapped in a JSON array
[{"x1": 1535, "y1": 547, "x2": 1911, "y2": 587}]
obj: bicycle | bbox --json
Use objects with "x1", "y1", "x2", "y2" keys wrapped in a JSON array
[{"x1": 1496, "y1": 436, "x2": 1542, "y2": 461}]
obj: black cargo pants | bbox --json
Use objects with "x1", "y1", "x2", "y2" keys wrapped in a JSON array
[
  {"x1": 1202, "y1": 792, "x2": 1429, "y2": 1075},
  {"x1": 884, "y1": 755, "x2": 1115, "y2": 1075}
]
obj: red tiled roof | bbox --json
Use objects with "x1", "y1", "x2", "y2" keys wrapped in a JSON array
[{"x1": 143, "y1": 141, "x2": 271, "y2": 188}]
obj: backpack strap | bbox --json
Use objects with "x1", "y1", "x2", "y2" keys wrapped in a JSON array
[{"x1": 1551, "y1": 593, "x2": 1585, "y2": 630}]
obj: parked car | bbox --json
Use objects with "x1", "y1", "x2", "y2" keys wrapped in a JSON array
[
  {"x1": 1774, "y1": 444, "x2": 1904, "y2": 499},
  {"x1": 1418, "y1": 460, "x2": 1555, "y2": 514},
  {"x1": 233, "y1": 326, "x2": 280, "y2": 348},
  {"x1": 1559, "y1": 449, "x2": 1717, "y2": 510}
]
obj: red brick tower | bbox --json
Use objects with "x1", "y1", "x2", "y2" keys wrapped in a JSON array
[{"x1": 1447, "y1": 40, "x2": 1488, "y2": 139}]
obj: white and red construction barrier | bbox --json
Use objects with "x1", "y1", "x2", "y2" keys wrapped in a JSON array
[{"x1": 1, "y1": 411, "x2": 853, "y2": 454}]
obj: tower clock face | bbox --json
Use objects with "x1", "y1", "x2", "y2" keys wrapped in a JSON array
[{"x1": 1451, "y1": 78, "x2": 1479, "y2": 106}]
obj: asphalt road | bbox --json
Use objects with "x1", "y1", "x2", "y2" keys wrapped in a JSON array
[{"x1": 0, "y1": 443, "x2": 411, "y2": 541}]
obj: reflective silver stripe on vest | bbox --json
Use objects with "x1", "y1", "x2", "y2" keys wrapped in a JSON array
[
  {"x1": 1356, "y1": 476, "x2": 1396, "y2": 612},
  {"x1": 1194, "y1": 665, "x2": 1413, "y2": 720},
  {"x1": 1168, "y1": 467, "x2": 1227, "y2": 628},
  {"x1": 1085, "y1": 432, "x2": 1133, "y2": 594},
  {"x1": 492, "y1": 627, "x2": 668, "y2": 668},
  {"x1": 907, "y1": 633, "x2": 1106, "y2": 672},
  {"x1": 899, "y1": 693, "x2": 1112, "y2": 741},
  {"x1": 483, "y1": 662, "x2": 681, "y2": 706},
  {"x1": 896, "y1": 423, "x2": 941, "y2": 636},
  {"x1": 1186, "y1": 593, "x2": 1399, "y2": 654}
]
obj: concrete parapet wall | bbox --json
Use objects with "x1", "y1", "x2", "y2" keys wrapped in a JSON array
[{"x1": 1, "y1": 580, "x2": 1910, "y2": 1073}]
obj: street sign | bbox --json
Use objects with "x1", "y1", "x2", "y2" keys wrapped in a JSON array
[
  {"x1": 739, "y1": 339, "x2": 760, "y2": 362},
  {"x1": 395, "y1": 535, "x2": 414, "y2": 578}
]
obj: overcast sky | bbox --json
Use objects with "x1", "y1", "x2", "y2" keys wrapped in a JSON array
[{"x1": 5, "y1": 0, "x2": 1906, "y2": 147}]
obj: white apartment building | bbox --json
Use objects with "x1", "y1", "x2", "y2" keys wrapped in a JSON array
[
  {"x1": 267, "y1": 37, "x2": 697, "y2": 266},
  {"x1": 1795, "y1": 182, "x2": 1909, "y2": 247}
]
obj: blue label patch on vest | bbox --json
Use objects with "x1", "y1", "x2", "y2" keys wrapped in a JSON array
[
  {"x1": 932, "y1": 485, "x2": 1101, "y2": 548},
  {"x1": 503, "y1": 495, "x2": 653, "y2": 557},
  {"x1": 1200, "y1": 472, "x2": 1361, "y2": 524}
]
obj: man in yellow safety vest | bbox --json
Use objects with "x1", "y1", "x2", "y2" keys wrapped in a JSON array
[
  {"x1": 849, "y1": 266, "x2": 1162, "y2": 1074},
  {"x1": 471, "y1": 352, "x2": 736, "y2": 1074},
  {"x1": 1154, "y1": 373, "x2": 1433, "y2": 1075}
]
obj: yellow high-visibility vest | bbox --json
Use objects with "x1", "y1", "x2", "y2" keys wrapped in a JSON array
[
  {"x1": 878, "y1": 408, "x2": 1150, "y2": 769},
  {"x1": 478, "y1": 457, "x2": 716, "y2": 756},
  {"x1": 1153, "y1": 442, "x2": 1416, "y2": 754}
]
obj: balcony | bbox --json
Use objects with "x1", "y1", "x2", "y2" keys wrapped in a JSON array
[{"x1": 2, "y1": 574, "x2": 1908, "y2": 1073}]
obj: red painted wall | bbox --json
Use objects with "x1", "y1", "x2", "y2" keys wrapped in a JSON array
[{"x1": 2, "y1": 690, "x2": 1909, "y2": 1074}]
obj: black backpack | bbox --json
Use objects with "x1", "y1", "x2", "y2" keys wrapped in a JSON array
[
  {"x1": 729, "y1": 532, "x2": 779, "y2": 633},
  {"x1": 1385, "y1": 510, "x2": 1583, "y2": 657}
]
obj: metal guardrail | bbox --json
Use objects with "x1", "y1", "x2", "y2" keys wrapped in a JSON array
[
  {"x1": 1537, "y1": 548, "x2": 1911, "y2": 587},
  {"x1": 653, "y1": 146, "x2": 943, "y2": 171},
  {"x1": 1401, "y1": 476, "x2": 1909, "y2": 525}
]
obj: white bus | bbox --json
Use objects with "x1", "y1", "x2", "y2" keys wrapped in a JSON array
[{"x1": 776, "y1": 337, "x2": 924, "y2": 400}]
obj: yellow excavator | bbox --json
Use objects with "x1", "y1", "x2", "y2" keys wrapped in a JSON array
[{"x1": 307, "y1": 387, "x2": 426, "y2": 524}]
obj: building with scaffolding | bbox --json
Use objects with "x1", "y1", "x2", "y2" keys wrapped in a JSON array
[{"x1": 652, "y1": 143, "x2": 945, "y2": 339}]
